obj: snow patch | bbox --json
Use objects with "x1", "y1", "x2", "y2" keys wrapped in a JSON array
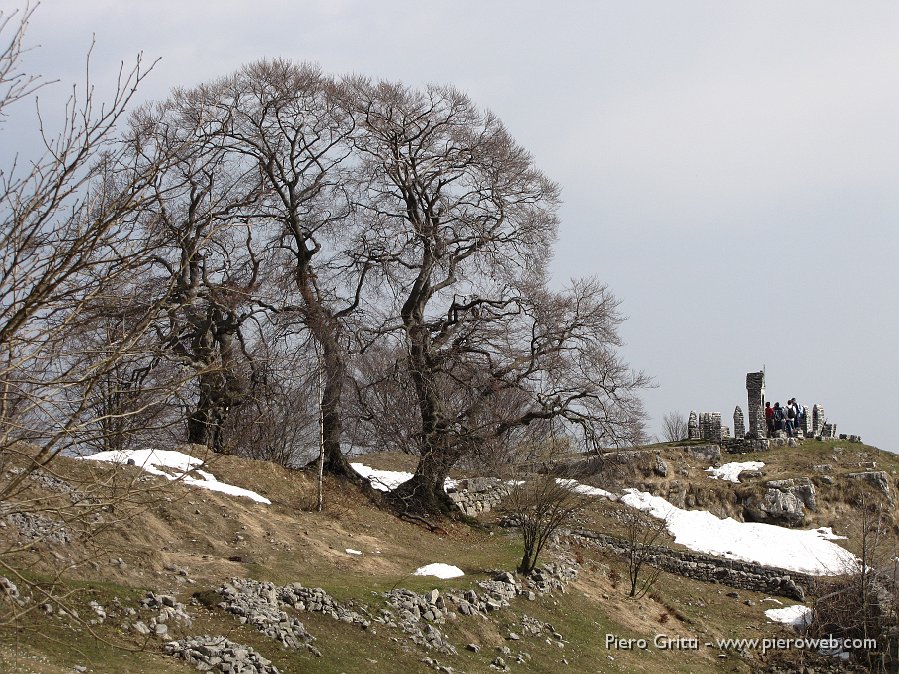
[
  {"x1": 556, "y1": 478, "x2": 616, "y2": 500},
  {"x1": 350, "y1": 463, "x2": 457, "y2": 492},
  {"x1": 619, "y1": 489, "x2": 857, "y2": 575},
  {"x1": 706, "y1": 461, "x2": 765, "y2": 482},
  {"x1": 765, "y1": 604, "x2": 813, "y2": 628},
  {"x1": 345, "y1": 549, "x2": 362, "y2": 556},
  {"x1": 77, "y1": 449, "x2": 271, "y2": 504},
  {"x1": 412, "y1": 563, "x2": 464, "y2": 579}
]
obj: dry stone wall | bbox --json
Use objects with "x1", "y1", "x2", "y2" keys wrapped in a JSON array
[
  {"x1": 570, "y1": 530, "x2": 811, "y2": 600},
  {"x1": 447, "y1": 478, "x2": 508, "y2": 516}
]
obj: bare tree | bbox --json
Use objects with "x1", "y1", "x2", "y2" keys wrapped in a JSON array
[
  {"x1": 661, "y1": 411, "x2": 687, "y2": 442},
  {"x1": 807, "y1": 489, "x2": 897, "y2": 670},
  {"x1": 162, "y1": 61, "x2": 369, "y2": 476},
  {"x1": 0, "y1": 5, "x2": 169, "y2": 477},
  {"x1": 622, "y1": 509, "x2": 667, "y2": 598},
  {"x1": 122, "y1": 95, "x2": 269, "y2": 453},
  {"x1": 350, "y1": 80, "x2": 648, "y2": 514},
  {"x1": 503, "y1": 473, "x2": 588, "y2": 575},
  {"x1": 0, "y1": 2, "x2": 195, "y2": 634}
]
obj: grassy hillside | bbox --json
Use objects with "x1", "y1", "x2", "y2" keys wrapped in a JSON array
[{"x1": 2, "y1": 439, "x2": 895, "y2": 673}]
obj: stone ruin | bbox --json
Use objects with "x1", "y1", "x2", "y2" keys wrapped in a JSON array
[{"x1": 687, "y1": 371, "x2": 843, "y2": 452}]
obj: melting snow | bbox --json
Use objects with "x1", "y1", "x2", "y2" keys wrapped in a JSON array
[
  {"x1": 77, "y1": 449, "x2": 271, "y2": 504},
  {"x1": 765, "y1": 604, "x2": 813, "y2": 627},
  {"x1": 412, "y1": 563, "x2": 464, "y2": 579},
  {"x1": 556, "y1": 478, "x2": 616, "y2": 500},
  {"x1": 706, "y1": 461, "x2": 765, "y2": 482},
  {"x1": 620, "y1": 489, "x2": 857, "y2": 575},
  {"x1": 345, "y1": 548, "x2": 363, "y2": 556},
  {"x1": 350, "y1": 463, "x2": 457, "y2": 492}
]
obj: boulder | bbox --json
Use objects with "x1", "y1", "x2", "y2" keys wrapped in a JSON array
[
  {"x1": 744, "y1": 481, "x2": 812, "y2": 528},
  {"x1": 653, "y1": 454, "x2": 668, "y2": 477},
  {"x1": 765, "y1": 478, "x2": 817, "y2": 511}
]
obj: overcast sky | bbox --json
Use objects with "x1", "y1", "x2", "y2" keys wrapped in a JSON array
[{"x1": 8, "y1": 1, "x2": 899, "y2": 452}]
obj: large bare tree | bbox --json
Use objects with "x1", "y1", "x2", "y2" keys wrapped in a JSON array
[
  {"x1": 350, "y1": 80, "x2": 648, "y2": 514},
  {"x1": 125, "y1": 95, "x2": 266, "y2": 452},
  {"x1": 171, "y1": 61, "x2": 368, "y2": 476}
]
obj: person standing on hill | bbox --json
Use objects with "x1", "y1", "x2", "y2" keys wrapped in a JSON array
[
  {"x1": 773, "y1": 402, "x2": 784, "y2": 432},
  {"x1": 785, "y1": 400, "x2": 796, "y2": 437},
  {"x1": 765, "y1": 401, "x2": 775, "y2": 437},
  {"x1": 792, "y1": 398, "x2": 805, "y2": 435}
]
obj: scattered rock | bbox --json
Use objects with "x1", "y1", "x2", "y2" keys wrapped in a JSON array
[
  {"x1": 164, "y1": 635, "x2": 279, "y2": 673},
  {"x1": 5, "y1": 511, "x2": 71, "y2": 544},
  {"x1": 217, "y1": 580, "x2": 319, "y2": 655}
]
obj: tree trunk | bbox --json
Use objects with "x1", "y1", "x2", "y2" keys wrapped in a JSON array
[
  {"x1": 187, "y1": 378, "x2": 214, "y2": 447},
  {"x1": 391, "y1": 443, "x2": 457, "y2": 515},
  {"x1": 296, "y1": 267, "x2": 357, "y2": 480},
  {"x1": 318, "y1": 343, "x2": 354, "y2": 477}
]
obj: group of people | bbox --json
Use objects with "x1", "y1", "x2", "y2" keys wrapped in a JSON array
[{"x1": 765, "y1": 398, "x2": 805, "y2": 438}]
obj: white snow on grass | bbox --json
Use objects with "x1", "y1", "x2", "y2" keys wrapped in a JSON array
[
  {"x1": 350, "y1": 463, "x2": 413, "y2": 491},
  {"x1": 412, "y1": 563, "x2": 464, "y2": 579},
  {"x1": 556, "y1": 478, "x2": 616, "y2": 500},
  {"x1": 350, "y1": 462, "x2": 458, "y2": 492},
  {"x1": 345, "y1": 549, "x2": 362, "y2": 556},
  {"x1": 620, "y1": 489, "x2": 857, "y2": 575},
  {"x1": 77, "y1": 449, "x2": 271, "y2": 504},
  {"x1": 706, "y1": 461, "x2": 765, "y2": 482},
  {"x1": 765, "y1": 604, "x2": 813, "y2": 628}
]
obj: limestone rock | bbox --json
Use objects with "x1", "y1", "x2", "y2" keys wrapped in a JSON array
[{"x1": 848, "y1": 471, "x2": 893, "y2": 501}]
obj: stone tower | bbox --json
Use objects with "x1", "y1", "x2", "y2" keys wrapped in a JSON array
[
  {"x1": 812, "y1": 404, "x2": 825, "y2": 436},
  {"x1": 746, "y1": 371, "x2": 765, "y2": 438},
  {"x1": 688, "y1": 411, "x2": 699, "y2": 440},
  {"x1": 733, "y1": 405, "x2": 745, "y2": 440}
]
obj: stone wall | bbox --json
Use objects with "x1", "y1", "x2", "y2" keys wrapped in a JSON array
[
  {"x1": 723, "y1": 437, "x2": 771, "y2": 454},
  {"x1": 570, "y1": 530, "x2": 812, "y2": 600},
  {"x1": 447, "y1": 478, "x2": 508, "y2": 516}
]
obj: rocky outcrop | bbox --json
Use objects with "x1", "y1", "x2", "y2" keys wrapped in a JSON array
[
  {"x1": 743, "y1": 478, "x2": 816, "y2": 527},
  {"x1": 5, "y1": 511, "x2": 71, "y2": 544},
  {"x1": 571, "y1": 530, "x2": 810, "y2": 601},
  {"x1": 0, "y1": 576, "x2": 20, "y2": 603},
  {"x1": 848, "y1": 471, "x2": 893, "y2": 502},
  {"x1": 767, "y1": 478, "x2": 817, "y2": 510},
  {"x1": 653, "y1": 454, "x2": 669, "y2": 477},
  {"x1": 376, "y1": 564, "x2": 577, "y2": 656},
  {"x1": 561, "y1": 450, "x2": 669, "y2": 483}
]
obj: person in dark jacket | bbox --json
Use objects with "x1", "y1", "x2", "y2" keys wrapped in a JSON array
[{"x1": 773, "y1": 402, "x2": 784, "y2": 432}]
